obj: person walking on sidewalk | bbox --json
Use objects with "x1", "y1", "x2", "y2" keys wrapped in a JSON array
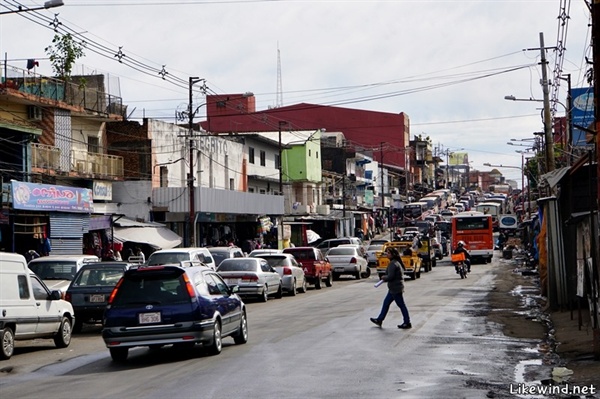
[{"x1": 370, "y1": 247, "x2": 412, "y2": 329}]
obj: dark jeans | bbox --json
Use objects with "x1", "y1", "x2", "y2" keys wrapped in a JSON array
[{"x1": 376, "y1": 290, "x2": 410, "y2": 324}]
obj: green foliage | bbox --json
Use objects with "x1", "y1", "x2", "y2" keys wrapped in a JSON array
[{"x1": 45, "y1": 33, "x2": 86, "y2": 81}]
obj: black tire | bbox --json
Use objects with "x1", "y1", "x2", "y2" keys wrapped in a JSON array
[
  {"x1": 410, "y1": 272, "x2": 416, "y2": 280},
  {"x1": 53, "y1": 316, "x2": 72, "y2": 348},
  {"x1": 207, "y1": 321, "x2": 222, "y2": 355},
  {"x1": 275, "y1": 284, "x2": 283, "y2": 299},
  {"x1": 289, "y1": 279, "x2": 297, "y2": 296},
  {"x1": 299, "y1": 278, "x2": 308, "y2": 293},
  {"x1": 260, "y1": 286, "x2": 269, "y2": 302},
  {"x1": 233, "y1": 311, "x2": 248, "y2": 345},
  {"x1": 315, "y1": 276, "x2": 322, "y2": 290},
  {"x1": 73, "y1": 318, "x2": 84, "y2": 334},
  {"x1": 109, "y1": 347, "x2": 128, "y2": 362},
  {"x1": 416, "y1": 271, "x2": 421, "y2": 279},
  {"x1": 355, "y1": 269, "x2": 361, "y2": 280},
  {"x1": 362, "y1": 267, "x2": 371, "y2": 278},
  {"x1": 325, "y1": 273, "x2": 333, "y2": 287},
  {"x1": 0, "y1": 327, "x2": 15, "y2": 360}
]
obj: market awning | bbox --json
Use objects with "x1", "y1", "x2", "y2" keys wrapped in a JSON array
[{"x1": 112, "y1": 218, "x2": 182, "y2": 249}]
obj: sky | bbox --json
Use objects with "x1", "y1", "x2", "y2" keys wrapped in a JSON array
[{"x1": 0, "y1": 0, "x2": 593, "y2": 188}]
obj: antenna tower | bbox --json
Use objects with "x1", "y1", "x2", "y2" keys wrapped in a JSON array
[{"x1": 275, "y1": 44, "x2": 283, "y2": 108}]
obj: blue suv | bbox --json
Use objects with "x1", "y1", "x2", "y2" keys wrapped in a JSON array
[{"x1": 102, "y1": 264, "x2": 248, "y2": 362}]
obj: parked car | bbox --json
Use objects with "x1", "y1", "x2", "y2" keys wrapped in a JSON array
[
  {"x1": 315, "y1": 237, "x2": 365, "y2": 256},
  {"x1": 369, "y1": 239, "x2": 390, "y2": 246},
  {"x1": 248, "y1": 249, "x2": 282, "y2": 257},
  {"x1": 365, "y1": 244, "x2": 384, "y2": 266},
  {"x1": 0, "y1": 252, "x2": 74, "y2": 360},
  {"x1": 216, "y1": 258, "x2": 283, "y2": 302},
  {"x1": 65, "y1": 261, "x2": 137, "y2": 333},
  {"x1": 282, "y1": 247, "x2": 333, "y2": 289},
  {"x1": 251, "y1": 253, "x2": 307, "y2": 296},
  {"x1": 326, "y1": 245, "x2": 370, "y2": 280},
  {"x1": 147, "y1": 248, "x2": 216, "y2": 270},
  {"x1": 102, "y1": 263, "x2": 248, "y2": 362},
  {"x1": 27, "y1": 255, "x2": 99, "y2": 295},
  {"x1": 208, "y1": 246, "x2": 245, "y2": 267}
]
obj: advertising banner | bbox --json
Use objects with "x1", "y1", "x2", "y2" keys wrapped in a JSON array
[
  {"x1": 11, "y1": 181, "x2": 93, "y2": 213},
  {"x1": 570, "y1": 87, "x2": 594, "y2": 147},
  {"x1": 449, "y1": 152, "x2": 469, "y2": 166}
]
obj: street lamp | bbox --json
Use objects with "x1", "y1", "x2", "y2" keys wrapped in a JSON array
[
  {"x1": 0, "y1": 0, "x2": 64, "y2": 14},
  {"x1": 504, "y1": 94, "x2": 555, "y2": 172}
]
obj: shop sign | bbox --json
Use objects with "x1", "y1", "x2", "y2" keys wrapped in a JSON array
[
  {"x1": 93, "y1": 181, "x2": 113, "y2": 201},
  {"x1": 11, "y1": 181, "x2": 93, "y2": 213}
]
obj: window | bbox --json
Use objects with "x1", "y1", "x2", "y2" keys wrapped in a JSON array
[
  {"x1": 31, "y1": 276, "x2": 49, "y2": 300},
  {"x1": 248, "y1": 187, "x2": 255, "y2": 193},
  {"x1": 275, "y1": 154, "x2": 281, "y2": 170},
  {"x1": 229, "y1": 178, "x2": 235, "y2": 190},
  {"x1": 259, "y1": 189, "x2": 266, "y2": 194},
  {"x1": 18, "y1": 275, "x2": 30, "y2": 299},
  {"x1": 249, "y1": 147, "x2": 255, "y2": 164},
  {"x1": 260, "y1": 150, "x2": 266, "y2": 166},
  {"x1": 160, "y1": 166, "x2": 168, "y2": 187},
  {"x1": 88, "y1": 136, "x2": 100, "y2": 154}
]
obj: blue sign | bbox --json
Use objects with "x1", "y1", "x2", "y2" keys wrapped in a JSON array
[
  {"x1": 570, "y1": 87, "x2": 594, "y2": 147},
  {"x1": 11, "y1": 181, "x2": 93, "y2": 213}
]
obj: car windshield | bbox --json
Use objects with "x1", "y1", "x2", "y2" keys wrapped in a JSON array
[
  {"x1": 327, "y1": 247, "x2": 355, "y2": 256},
  {"x1": 209, "y1": 251, "x2": 229, "y2": 266},
  {"x1": 217, "y1": 260, "x2": 258, "y2": 272},
  {"x1": 28, "y1": 261, "x2": 77, "y2": 280},
  {"x1": 261, "y1": 256, "x2": 288, "y2": 267},
  {"x1": 367, "y1": 245, "x2": 383, "y2": 251},
  {"x1": 72, "y1": 267, "x2": 124, "y2": 287},
  {"x1": 147, "y1": 253, "x2": 189, "y2": 265},
  {"x1": 284, "y1": 250, "x2": 314, "y2": 260}
]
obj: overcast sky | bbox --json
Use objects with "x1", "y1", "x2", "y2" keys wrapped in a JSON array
[{"x1": 0, "y1": 0, "x2": 592, "y2": 186}]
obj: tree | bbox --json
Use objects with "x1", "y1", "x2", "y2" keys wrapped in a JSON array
[{"x1": 45, "y1": 33, "x2": 86, "y2": 81}]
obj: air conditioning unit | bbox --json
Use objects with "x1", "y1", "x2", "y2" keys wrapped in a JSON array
[{"x1": 27, "y1": 106, "x2": 43, "y2": 121}]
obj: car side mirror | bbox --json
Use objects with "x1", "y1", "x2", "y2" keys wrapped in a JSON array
[{"x1": 49, "y1": 290, "x2": 61, "y2": 300}]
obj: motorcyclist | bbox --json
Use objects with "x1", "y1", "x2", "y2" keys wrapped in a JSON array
[{"x1": 452, "y1": 241, "x2": 471, "y2": 273}]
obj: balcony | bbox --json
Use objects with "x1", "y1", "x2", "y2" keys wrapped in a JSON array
[
  {"x1": 1, "y1": 63, "x2": 124, "y2": 118},
  {"x1": 72, "y1": 150, "x2": 124, "y2": 179},
  {"x1": 30, "y1": 143, "x2": 60, "y2": 170}
]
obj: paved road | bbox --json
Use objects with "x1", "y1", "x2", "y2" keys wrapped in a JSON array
[{"x1": 0, "y1": 254, "x2": 549, "y2": 398}]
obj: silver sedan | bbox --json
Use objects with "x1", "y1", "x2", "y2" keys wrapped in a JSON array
[
  {"x1": 251, "y1": 253, "x2": 307, "y2": 296},
  {"x1": 326, "y1": 245, "x2": 370, "y2": 280},
  {"x1": 217, "y1": 258, "x2": 283, "y2": 302}
]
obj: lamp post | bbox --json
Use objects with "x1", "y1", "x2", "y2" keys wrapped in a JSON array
[
  {"x1": 0, "y1": 0, "x2": 63, "y2": 14},
  {"x1": 187, "y1": 77, "x2": 205, "y2": 247},
  {"x1": 278, "y1": 121, "x2": 287, "y2": 249}
]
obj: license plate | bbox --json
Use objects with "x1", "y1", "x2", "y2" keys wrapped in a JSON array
[
  {"x1": 89, "y1": 294, "x2": 105, "y2": 303},
  {"x1": 139, "y1": 312, "x2": 161, "y2": 324},
  {"x1": 226, "y1": 279, "x2": 240, "y2": 285},
  {"x1": 335, "y1": 267, "x2": 345, "y2": 272}
]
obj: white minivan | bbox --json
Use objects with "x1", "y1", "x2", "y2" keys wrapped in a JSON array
[
  {"x1": 0, "y1": 252, "x2": 75, "y2": 359},
  {"x1": 27, "y1": 254, "x2": 99, "y2": 295}
]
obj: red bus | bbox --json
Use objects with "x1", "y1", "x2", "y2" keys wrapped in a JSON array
[{"x1": 451, "y1": 211, "x2": 494, "y2": 263}]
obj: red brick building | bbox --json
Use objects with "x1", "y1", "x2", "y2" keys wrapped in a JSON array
[{"x1": 201, "y1": 94, "x2": 410, "y2": 169}]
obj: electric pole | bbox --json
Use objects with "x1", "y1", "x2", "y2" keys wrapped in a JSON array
[{"x1": 540, "y1": 32, "x2": 556, "y2": 172}]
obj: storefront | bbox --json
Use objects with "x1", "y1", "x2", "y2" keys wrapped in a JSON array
[{"x1": 10, "y1": 181, "x2": 93, "y2": 256}]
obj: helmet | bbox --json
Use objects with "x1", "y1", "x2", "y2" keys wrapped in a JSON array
[{"x1": 457, "y1": 241, "x2": 465, "y2": 247}]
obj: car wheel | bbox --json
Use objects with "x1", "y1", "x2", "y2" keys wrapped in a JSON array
[
  {"x1": 207, "y1": 321, "x2": 222, "y2": 355},
  {"x1": 260, "y1": 286, "x2": 269, "y2": 302},
  {"x1": 289, "y1": 279, "x2": 297, "y2": 296},
  {"x1": 233, "y1": 311, "x2": 248, "y2": 345},
  {"x1": 315, "y1": 276, "x2": 322, "y2": 290},
  {"x1": 275, "y1": 283, "x2": 283, "y2": 299},
  {"x1": 299, "y1": 277, "x2": 308, "y2": 293},
  {"x1": 0, "y1": 327, "x2": 15, "y2": 360},
  {"x1": 355, "y1": 269, "x2": 361, "y2": 280},
  {"x1": 362, "y1": 267, "x2": 371, "y2": 278},
  {"x1": 325, "y1": 273, "x2": 333, "y2": 287},
  {"x1": 109, "y1": 347, "x2": 128, "y2": 362},
  {"x1": 73, "y1": 318, "x2": 84, "y2": 334},
  {"x1": 53, "y1": 316, "x2": 72, "y2": 348},
  {"x1": 416, "y1": 271, "x2": 421, "y2": 279},
  {"x1": 410, "y1": 272, "x2": 416, "y2": 280}
]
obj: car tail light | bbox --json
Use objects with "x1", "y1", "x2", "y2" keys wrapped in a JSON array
[
  {"x1": 283, "y1": 267, "x2": 292, "y2": 275},
  {"x1": 241, "y1": 275, "x2": 258, "y2": 282},
  {"x1": 350, "y1": 257, "x2": 357, "y2": 264},
  {"x1": 182, "y1": 273, "x2": 195, "y2": 298},
  {"x1": 64, "y1": 292, "x2": 72, "y2": 302},
  {"x1": 107, "y1": 277, "x2": 124, "y2": 305}
]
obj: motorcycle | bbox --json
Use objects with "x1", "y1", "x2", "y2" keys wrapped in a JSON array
[{"x1": 451, "y1": 252, "x2": 468, "y2": 279}]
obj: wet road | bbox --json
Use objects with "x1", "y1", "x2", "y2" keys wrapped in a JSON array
[{"x1": 0, "y1": 256, "x2": 547, "y2": 398}]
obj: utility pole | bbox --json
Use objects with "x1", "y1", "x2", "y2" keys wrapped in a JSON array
[
  {"x1": 278, "y1": 121, "x2": 287, "y2": 249},
  {"x1": 188, "y1": 77, "x2": 204, "y2": 247},
  {"x1": 539, "y1": 32, "x2": 556, "y2": 172},
  {"x1": 380, "y1": 142, "x2": 384, "y2": 209}
]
